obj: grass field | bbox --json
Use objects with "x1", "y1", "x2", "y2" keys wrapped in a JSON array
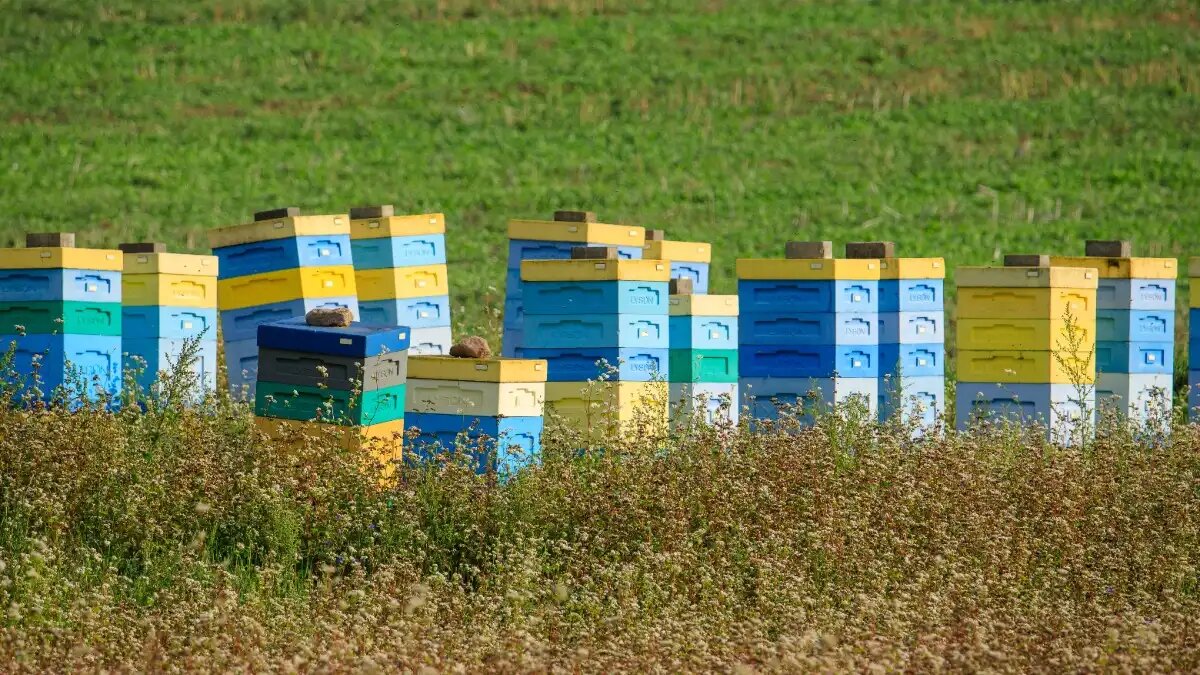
[
  {"x1": 2, "y1": 0, "x2": 1199, "y2": 339},
  {"x1": 2, "y1": 1, "x2": 1200, "y2": 670}
]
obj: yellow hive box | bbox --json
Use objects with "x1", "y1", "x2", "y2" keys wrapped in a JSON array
[
  {"x1": 735, "y1": 258, "x2": 880, "y2": 281},
  {"x1": 1049, "y1": 256, "x2": 1177, "y2": 280},
  {"x1": 668, "y1": 294, "x2": 739, "y2": 316},
  {"x1": 956, "y1": 266, "x2": 1098, "y2": 289},
  {"x1": 957, "y1": 349, "x2": 1095, "y2": 385},
  {"x1": 405, "y1": 378, "x2": 545, "y2": 417},
  {"x1": 644, "y1": 240, "x2": 712, "y2": 263},
  {"x1": 956, "y1": 318, "x2": 1096, "y2": 352},
  {"x1": 356, "y1": 263, "x2": 449, "y2": 301},
  {"x1": 957, "y1": 287, "x2": 1096, "y2": 320},
  {"x1": 217, "y1": 265, "x2": 356, "y2": 310},
  {"x1": 0, "y1": 247, "x2": 122, "y2": 271},
  {"x1": 123, "y1": 273, "x2": 218, "y2": 308},
  {"x1": 407, "y1": 356, "x2": 548, "y2": 383},
  {"x1": 544, "y1": 381, "x2": 669, "y2": 433},
  {"x1": 879, "y1": 257, "x2": 946, "y2": 280},
  {"x1": 208, "y1": 214, "x2": 349, "y2": 249},
  {"x1": 1191, "y1": 285, "x2": 1200, "y2": 309},
  {"x1": 521, "y1": 259, "x2": 670, "y2": 282},
  {"x1": 123, "y1": 252, "x2": 219, "y2": 276},
  {"x1": 507, "y1": 220, "x2": 646, "y2": 247},
  {"x1": 350, "y1": 213, "x2": 445, "y2": 239},
  {"x1": 255, "y1": 417, "x2": 405, "y2": 475}
]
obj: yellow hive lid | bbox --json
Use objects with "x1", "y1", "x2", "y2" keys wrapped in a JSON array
[
  {"x1": 1050, "y1": 256, "x2": 1177, "y2": 280},
  {"x1": 668, "y1": 294, "x2": 738, "y2": 316},
  {"x1": 406, "y1": 356, "x2": 548, "y2": 383},
  {"x1": 956, "y1": 266, "x2": 1098, "y2": 289},
  {"x1": 735, "y1": 258, "x2": 880, "y2": 281},
  {"x1": 123, "y1": 251, "x2": 219, "y2": 276},
  {"x1": 208, "y1": 214, "x2": 349, "y2": 249},
  {"x1": 350, "y1": 213, "x2": 445, "y2": 239},
  {"x1": 878, "y1": 257, "x2": 945, "y2": 280},
  {"x1": 0, "y1": 247, "x2": 122, "y2": 271},
  {"x1": 644, "y1": 240, "x2": 712, "y2": 263},
  {"x1": 507, "y1": 219, "x2": 645, "y2": 247},
  {"x1": 521, "y1": 258, "x2": 670, "y2": 282}
]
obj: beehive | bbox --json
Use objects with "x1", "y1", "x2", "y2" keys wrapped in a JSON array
[
  {"x1": 0, "y1": 234, "x2": 122, "y2": 404},
  {"x1": 736, "y1": 243, "x2": 880, "y2": 423},
  {"x1": 667, "y1": 284, "x2": 738, "y2": 426},
  {"x1": 955, "y1": 258, "x2": 1098, "y2": 445},
  {"x1": 1051, "y1": 241, "x2": 1176, "y2": 431},
  {"x1": 404, "y1": 355, "x2": 547, "y2": 475},
  {"x1": 208, "y1": 208, "x2": 359, "y2": 398},
  {"x1": 120, "y1": 243, "x2": 219, "y2": 397},
  {"x1": 350, "y1": 207, "x2": 451, "y2": 355},
  {"x1": 253, "y1": 316, "x2": 409, "y2": 470},
  {"x1": 1190, "y1": 256, "x2": 1200, "y2": 422},
  {"x1": 644, "y1": 235, "x2": 713, "y2": 293}
]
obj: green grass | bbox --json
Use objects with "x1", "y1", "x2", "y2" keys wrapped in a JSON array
[{"x1": 1, "y1": 0, "x2": 1198, "y2": 342}]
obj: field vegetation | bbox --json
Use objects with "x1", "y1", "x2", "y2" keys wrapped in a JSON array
[{"x1": 1, "y1": 0, "x2": 1200, "y2": 670}]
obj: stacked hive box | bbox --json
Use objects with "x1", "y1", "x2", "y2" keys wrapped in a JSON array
[
  {"x1": 0, "y1": 233, "x2": 122, "y2": 403},
  {"x1": 120, "y1": 243, "x2": 219, "y2": 396},
  {"x1": 737, "y1": 242, "x2": 880, "y2": 423},
  {"x1": 350, "y1": 206, "x2": 452, "y2": 355},
  {"x1": 848, "y1": 242, "x2": 947, "y2": 432},
  {"x1": 667, "y1": 280, "x2": 739, "y2": 425},
  {"x1": 519, "y1": 250, "x2": 670, "y2": 441},
  {"x1": 405, "y1": 355, "x2": 547, "y2": 475},
  {"x1": 502, "y1": 211, "x2": 645, "y2": 357},
  {"x1": 254, "y1": 317, "x2": 409, "y2": 470},
  {"x1": 209, "y1": 208, "x2": 359, "y2": 398},
  {"x1": 644, "y1": 233, "x2": 712, "y2": 293},
  {"x1": 955, "y1": 257, "x2": 1098, "y2": 445},
  {"x1": 1051, "y1": 240, "x2": 1176, "y2": 431}
]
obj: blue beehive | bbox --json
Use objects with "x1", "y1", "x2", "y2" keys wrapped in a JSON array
[
  {"x1": 736, "y1": 243, "x2": 881, "y2": 424},
  {"x1": 0, "y1": 233, "x2": 123, "y2": 405}
]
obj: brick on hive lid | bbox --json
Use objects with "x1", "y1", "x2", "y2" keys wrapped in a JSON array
[
  {"x1": 26, "y1": 232, "x2": 75, "y2": 248},
  {"x1": 784, "y1": 240, "x2": 833, "y2": 259},
  {"x1": 305, "y1": 307, "x2": 354, "y2": 327},
  {"x1": 845, "y1": 241, "x2": 895, "y2": 259},
  {"x1": 1004, "y1": 254, "x2": 1050, "y2": 267},
  {"x1": 670, "y1": 278, "x2": 694, "y2": 295},
  {"x1": 1084, "y1": 239, "x2": 1132, "y2": 258},
  {"x1": 449, "y1": 335, "x2": 492, "y2": 359},
  {"x1": 253, "y1": 206, "x2": 300, "y2": 222},
  {"x1": 645, "y1": 229, "x2": 666, "y2": 241},
  {"x1": 119, "y1": 242, "x2": 167, "y2": 253},
  {"x1": 553, "y1": 210, "x2": 596, "y2": 223},
  {"x1": 349, "y1": 205, "x2": 395, "y2": 220},
  {"x1": 571, "y1": 245, "x2": 618, "y2": 260}
]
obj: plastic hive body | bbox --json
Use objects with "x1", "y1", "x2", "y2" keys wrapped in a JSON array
[
  {"x1": 403, "y1": 355, "x2": 548, "y2": 475},
  {"x1": 502, "y1": 218, "x2": 647, "y2": 357},
  {"x1": 350, "y1": 212, "x2": 451, "y2": 356},
  {"x1": 667, "y1": 293, "x2": 738, "y2": 425},
  {"x1": 253, "y1": 319, "x2": 411, "y2": 475},
  {"x1": 0, "y1": 244, "x2": 124, "y2": 405},
  {"x1": 122, "y1": 250, "x2": 219, "y2": 400},
  {"x1": 209, "y1": 213, "x2": 358, "y2": 398},
  {"x1": 1050, "y1": 254, "x2": 1177, "y2": 431},
  {"x1": 1189, "y1": 257, "x2": 1200, "y2": 422},
  {"x1": 875, "y1": 257, "x2": 945, "y2": 433},
  {"x1": 256, "y1": 417, "x2": 406, "y2": 479},
  {"x1": 644, "y1": 239, "x2": 713, "y2": 294},
  {"x1": 737, "y1": 256, "x2": 879, "y2": 426},
  {"x1": 955, "y1": 264, "x2": 1098, "y2": 445},
  {"x1": 518, "y1": 258, "x2": 668, "y2": 437}
]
